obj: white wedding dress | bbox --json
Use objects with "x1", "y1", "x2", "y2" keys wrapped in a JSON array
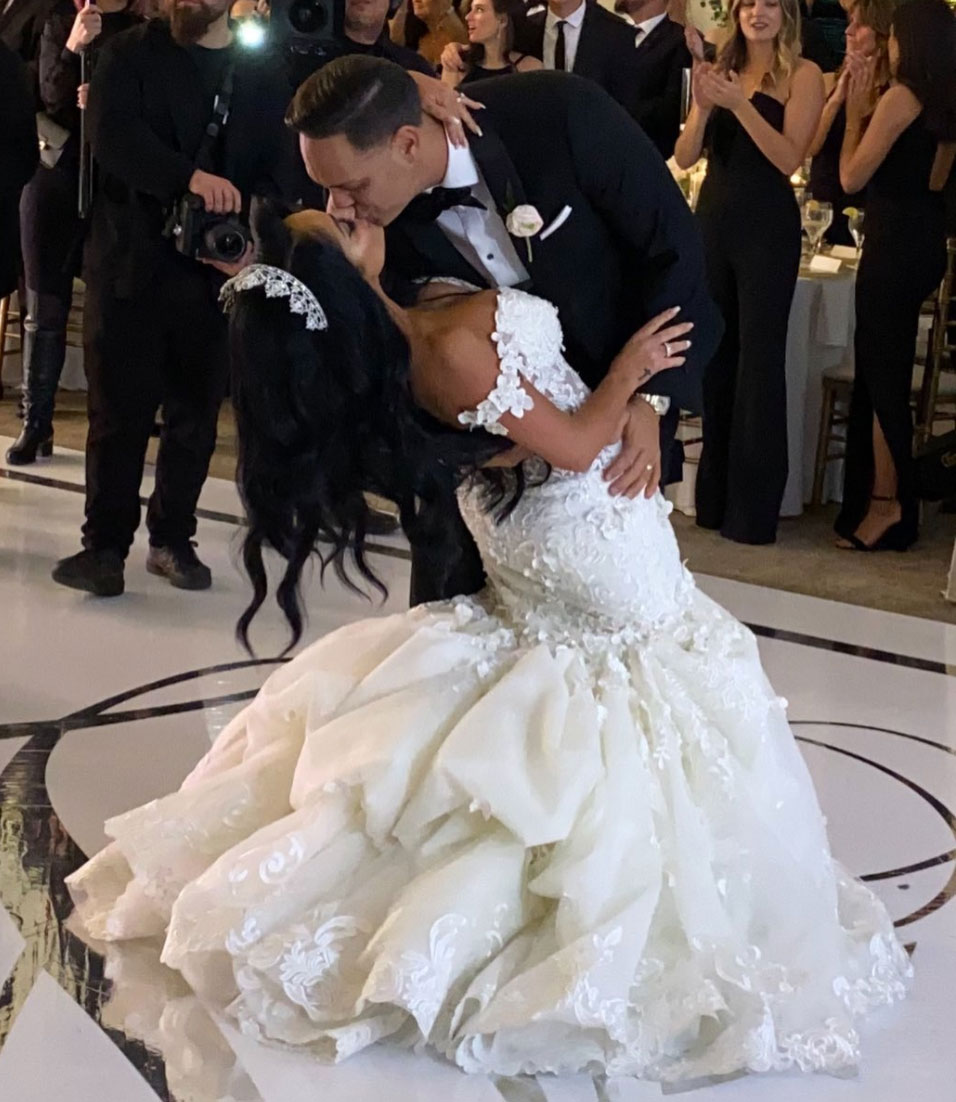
[{"x1": 68, "y1": 288, "x2": 911, "y2": 1084}]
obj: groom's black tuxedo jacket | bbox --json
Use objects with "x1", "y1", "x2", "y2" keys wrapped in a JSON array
[{"x1": 385, "y1": 71, "x2": 722, "y2": 416}]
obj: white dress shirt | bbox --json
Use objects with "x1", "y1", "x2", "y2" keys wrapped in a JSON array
[
  {"x1": 543, "y1": 0, "x2": 586, "y2": 72},
  {"x1": 633, "y1": 11, "x2": 666, "y2": 47},
  {"x1": 433, "y1": 137, "x2": 530, "y2": 289}
]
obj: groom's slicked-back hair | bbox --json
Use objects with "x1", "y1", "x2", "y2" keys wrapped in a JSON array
[{"x1": 286, "y1": 55, "x2": 423, "y2": 151}]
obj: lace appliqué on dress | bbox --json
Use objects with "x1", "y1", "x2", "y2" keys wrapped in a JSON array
[{"x1": 457, "y1": 299, "x2": 539, "y2": 436}]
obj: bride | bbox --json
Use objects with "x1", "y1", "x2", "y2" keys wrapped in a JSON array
[{"x1": 67, "y1": 206, "x2": 910, "y2": 1084}]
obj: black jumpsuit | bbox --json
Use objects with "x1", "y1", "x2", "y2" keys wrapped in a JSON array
[{"x1": 695, "y1": 92, "x2": 802, "y2": 545}]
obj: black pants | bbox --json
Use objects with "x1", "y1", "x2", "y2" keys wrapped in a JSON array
[
  {"x1": 82, "y1": 261, "x2": 228, "y2": 557},
  {"x1": 696, "y1": 201, "x2": 800, "y2": 544},
  {"x1": 835, "y1": 209, "x2": 946, "y2": 543}
]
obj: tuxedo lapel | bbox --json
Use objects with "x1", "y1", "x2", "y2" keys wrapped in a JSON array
[
  {"x1": 467, "y1": 122, "x2": 541, "y2": 287},
  {"x1": 468, "y1": 122, "x2": 528, "y2": 219},
  {"x1": 386, "y1": 217, "x2": 489, "y2": 288}
]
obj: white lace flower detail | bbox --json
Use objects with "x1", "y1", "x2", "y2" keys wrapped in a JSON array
[
  {"x1": 457, "y1": 291, "x2": 545, "y2": 436},
  {"x1": 220, "y1": 264, "x2": 328, "y2": 331},
  {"x1": 458, "y1": 342, "x2": 534, "y2": 436}
]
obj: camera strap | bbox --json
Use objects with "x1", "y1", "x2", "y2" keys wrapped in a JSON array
[{"x1": 194, "y1": 55, "x2": 237, "y2": 174}]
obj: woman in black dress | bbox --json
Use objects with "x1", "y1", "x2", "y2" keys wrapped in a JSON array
[
  {"x1": 808, "y1": 0, "x2": 899, "y2": 245},
  {"x1": 835, "y1": 0, "x2": 956, "y2": 550},
  {"x1": 8, "y1": 0, "x2": 140, "y2": 466},
  {"x1": 676, "y1": 0, "x2": 824, "y2": 544},
  {"x1": 439, "y1": 0, "x2": 540, "y2": 87}
]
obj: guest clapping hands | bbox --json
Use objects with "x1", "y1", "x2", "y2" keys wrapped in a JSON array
[
  {"x1": 834, "y1": 0, "x2": 956, "y2": 551},
  {"x1": 675, "y1": 0, "x2": 824, "y2": 545},
  {"x1": 808, "y1": 1, "x2": 899, "y2": 244}
]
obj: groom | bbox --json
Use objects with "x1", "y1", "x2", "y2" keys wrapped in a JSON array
[{"x1": 287, "y1": 58, "x2": 722, "y2": 604}]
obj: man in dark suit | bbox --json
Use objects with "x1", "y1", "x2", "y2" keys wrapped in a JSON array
[
  {"x1": 52, "y1": 0, "x2": 292, "y2": 598},
  {"x1": 0, "y1": 40, "x2": 38, "y2": 303},
  {"x1": 289, "y1": 58, "x2": 722, "y2": 604},
  {"x1": 612, "y1": 0, "x2": 690, "y2": 159},
  {"x1": 799, "y1": 0, "x2": 839, "y2": 72},
  {"x1": 515, "y1": 0, "x2": 636, "y2": 107}
]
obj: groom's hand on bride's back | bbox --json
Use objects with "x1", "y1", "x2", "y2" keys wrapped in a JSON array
[{"x1": 605, "y1": 401, "x2": 662, "y2": 500}]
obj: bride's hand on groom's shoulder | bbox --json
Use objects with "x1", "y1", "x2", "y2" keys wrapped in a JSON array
[{"x1": 408, "y1": 71, "x2": 484, "y2": 148}]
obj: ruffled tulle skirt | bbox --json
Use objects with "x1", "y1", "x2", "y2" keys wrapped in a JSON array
[{"x1": 67, "y1": 592, "x2": 911, "y2": 1083}]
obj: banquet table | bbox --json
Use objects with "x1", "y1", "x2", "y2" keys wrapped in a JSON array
[{"x1": 667, "y1": 264, "x2": 857, "y2": 518}]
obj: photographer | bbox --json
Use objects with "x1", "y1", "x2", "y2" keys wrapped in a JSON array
[{"x1": 52, "y1": 0, "x2": 291, "y2": 598}]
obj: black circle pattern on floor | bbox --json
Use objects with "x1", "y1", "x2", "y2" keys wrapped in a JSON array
[{"x1": 0, "y1": 664, "x2": 952, "y2": 1101}]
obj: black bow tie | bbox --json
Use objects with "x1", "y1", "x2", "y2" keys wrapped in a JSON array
[{"x1": 404, "y1": 186, "x2": 486, "y2": 223}]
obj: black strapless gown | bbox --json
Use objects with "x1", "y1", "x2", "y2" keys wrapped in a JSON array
[
  {"x1": 834, "y1": 115, "x2": 948, "y2": 546},
  {"x1": 695, "y1": 93, "x2": 802, "y2": 544}
]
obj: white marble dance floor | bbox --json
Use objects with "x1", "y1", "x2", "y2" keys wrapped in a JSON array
[{"x1": 0, "y1": 436, "x2": 954, "y2": 1102}]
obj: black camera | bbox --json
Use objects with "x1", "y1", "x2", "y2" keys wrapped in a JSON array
[
  {"x1": 270, "y1": 0, "x2": 344, "y2": 47},
  {"x1": 164, "y1": 194, "x2": 251, "y2": 263}
]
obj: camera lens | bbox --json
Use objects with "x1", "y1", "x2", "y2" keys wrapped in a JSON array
[
  {"x1": 288, "y1": 0, "x2": 330, "y2": 34},
  {"x1": 207, "y1": 225, "x2": 247, "y2": 263}
]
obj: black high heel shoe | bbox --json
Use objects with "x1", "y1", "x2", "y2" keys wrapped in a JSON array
[{"x1": 836, "y1": 496, "x2": 916, "y2": 552}]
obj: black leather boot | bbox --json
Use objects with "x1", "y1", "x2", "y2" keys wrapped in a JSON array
[
  {"x1": 6, "y1": 291, "x2": 67, "y2": 466},
  {"x1": 5, "y1": 424, "x2": 53, "y2": 465}
]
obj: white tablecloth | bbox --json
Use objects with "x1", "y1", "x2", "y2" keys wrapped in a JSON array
[
  {"x1": 668, "y1": 266, "x2": 857, "y2": 518},
  {"x1": 782, "y1": 267, "x2": 857, "y2": 514}
]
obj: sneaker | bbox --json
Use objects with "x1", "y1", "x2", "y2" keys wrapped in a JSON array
[
  {"x1": 146, "y1": 542, "x2": 212, "y2": 590},
  {"x1": 52, "y1": 548, "x2": 125, "y2": 597}
]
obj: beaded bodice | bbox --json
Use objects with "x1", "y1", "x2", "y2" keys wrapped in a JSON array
[{"x1": 456, "y1": 288, "x2": 694, "y2": 639}]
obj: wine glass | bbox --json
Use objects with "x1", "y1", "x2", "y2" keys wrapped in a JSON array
[
  {"x1": 802, "y1": 200, "x2": 833, "y2": 257},
  {"x1": 845, "y1": 207, "x2": 865, "y2": 251}
]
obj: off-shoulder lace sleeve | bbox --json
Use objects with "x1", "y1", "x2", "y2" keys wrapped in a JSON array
[{"x1": 457, "y1": 293, "x2": 535, "y2": 438}]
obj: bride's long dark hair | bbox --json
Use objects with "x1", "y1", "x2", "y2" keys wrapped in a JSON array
[{"x1": 229, "y1": 207, "x2": 518, "y2": 653}]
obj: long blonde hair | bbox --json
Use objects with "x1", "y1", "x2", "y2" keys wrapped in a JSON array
[{"x1": 716, "y1": 0, "x2": 803, "y2": 88}]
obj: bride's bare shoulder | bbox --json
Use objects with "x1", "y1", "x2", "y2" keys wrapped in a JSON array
[{"x1": 411, "y1": 291, "x2": 504, "y2": 422}]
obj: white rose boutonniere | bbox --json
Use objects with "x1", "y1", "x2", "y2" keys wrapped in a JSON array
[{"x1": 505, "y1": 204, "x2": 545, "y2": 262}]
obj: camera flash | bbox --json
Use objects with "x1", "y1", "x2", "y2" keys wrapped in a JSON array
[{"x1": 237, "y1": 18, "x2": 267, "y2": 47}]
